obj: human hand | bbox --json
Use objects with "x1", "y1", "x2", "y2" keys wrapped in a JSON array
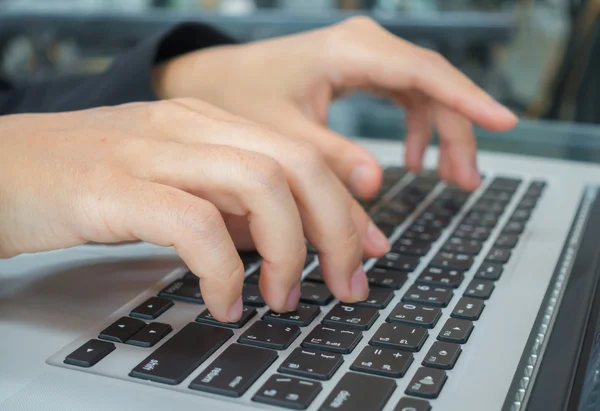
[
  {"x1": 154, "y1": 17, "x2": 518, "y2": 197},
  {"x1": 0, "y1": 99, "x2": 390, "y2": 322}
]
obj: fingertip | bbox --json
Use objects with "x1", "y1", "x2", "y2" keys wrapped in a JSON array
[
  {"x1": 349, "y1": 162, "x2": 382, "y2": 199},
  {"x1": 227, "y1": 296, "x2": 243, "y2": 322}
]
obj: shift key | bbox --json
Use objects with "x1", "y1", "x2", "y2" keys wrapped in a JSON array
[
  {"x1": 129, "y1": 322, "x2": 232, "y2": 385},
  {"x1": 190, "y1": 344, "x2": 278, "y2": 397}
]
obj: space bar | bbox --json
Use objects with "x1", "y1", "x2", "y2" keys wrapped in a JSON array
[{"x1": 129, "y1": 322, "x2": 232, "y2": 385}]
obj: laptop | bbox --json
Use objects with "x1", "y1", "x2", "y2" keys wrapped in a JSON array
[{"x1": 1, "y1": 139, "x2": 600, "y2": 411}]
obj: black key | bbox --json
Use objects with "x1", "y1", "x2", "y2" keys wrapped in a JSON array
[
  {"x1": 370, "y1": 323, "x2": 428, "y2": 352},
  {"x1": 464, "y1": 279, "x2": 495, "y2": 299},
  {"x1": 366, "y1": 267, "x2": 408, "y2": 289},
  {"x1": 438, "y1": 318, "x2": 474, "y2": 344},
  {"x1": 511, "y1": 209, "x2": 531, "y2": 221},
  {"x1": 486, "y1": 247, "x2": 511, "y2": 264},
  {"x1": 304, "y1": 266, "x2": 324, "y2": 283},
  {"x1": 190, "y1": 343, "x2": 277, "y2": 397},
  {"x1": 393, "y1": 397, "x2": 432, "y2": 411},
  {"x1": 352, "y1": 287, "x2": 395, "y2": 309},
  {"x1": 239, "y1": 321, "x2": 300, "y2": 350},
  {"x1": 451, "y1": 297, "x2": 485, "y2": 321},
  {"x1": 196, "y1": 306, "x2": 256, "y2": 329},
  {"x1": 406, "y1": 224, "x2": 441, "y2": 238},
  {"x1": 495, "y1": 233, "x2": 519, "y2": 249},
  {"x1": 392, "y1": 238, "x2": 431, "y2": 256},
  {"x1": 402, "y1": 230, "x2": 439, "y2": 242},
  {"x1": 526, "y1": 181, "x2": 546, "y2": 196},
  {"x1": 300, "y1": 282, "x2": 334, "y2": 306},
  {"x1": 130, "y1": 322, "x2": 232, "y2": 385},
  {"x1": 264, "y1": 304, "x2": 320, "y2": 327},
  {"x1": 279, "y1": 347, "x2": 343, "y2": 381},
  {"x1": 471, "y1": 200, "x2": 505, "y2": 214},
  {"x1": 442, "y1": 237, "x2": 483, "y2": 255},
  {"x1": 99, "y1": 317, "x2": 146, "y2": 343},
  {"x1": 303, "y1": 254, "x2": 316, "y2": 269},
  {"x1": 242, "y1": 283, "x2": 266, "y2": 307},
  {"x1": 375, "y1": 252, "x2": 420, "y2": 272},
  {"x1": 126, "y1": 322, "x2": 172, "y2": 347},
  {"x1": 244, "y1": 272, "x2": 261, "y2": 284},
  {"x1": 253, "y1": 374, "x2": 322, "y2": 410},
  {"x1": 480, "y1": 189, "x2": 513, "y2": 203},
  {"x1": 402, "y1": 284, "x2": 453, "y2": 307},
  {"x1": 323, "y1": 304, "x2": 379, "y2": 330},
  {"x1": 387, "y1": 302, "x2": 441, "y2": 328},
  {"x1": 517, "y1": 196, "x2": 538, "y2": 210},
  {"x1": 474, "y1": 263, "x2": 504, "y2": 281},
  {"x1": 417, "y1": 266, "x2": 464, "y2": 288},
  {"x1": 351, "y1": 345, "x2": 413, "y2": 378},
  {"x1": 302, "y1": 324, "x2": 362, "y2": 354},
  {"x1": 130, "y1": 297, "x2": 174, "y2": 320},
  {"x1": 453, "y1": 228, "x2": 491, "y2": 241},
  {"x1": 158, "y1": 277, "x2": 203, "y2": 304},
  {"x1": 422, "y1": 341, "x2": 461, "y2": 370},
  {"x1": 405, "y1": 367, "x2": 447, "y2": 399},
  {"x1": 430, "y1": 251, "x2": 474, "y2": 271},
  {"x1": 373, "y1": 210, "x2": 407, "y2": 226},
  {"x1": 64, "y1": 339, "x2": 115, "y2": 368},
  {"x1": 462, "y1": 213, "x2": 498, "y2": 227},
  {"x1": 320, "y1": 372, "x2": 397, "y2": 411},
  {"x1": 489, "y1": 177, "x2": 521, "y2": 191},
  {"x1": 503, "y1": 220, "x2": 526, "y2": 234},
  {"x1": 456, "y1": 223, "x2": 493, "y2": 236}
]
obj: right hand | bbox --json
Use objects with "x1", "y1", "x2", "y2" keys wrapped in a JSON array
[{"x1": 0, "y1": 99, "x2": 391, "y2": 322}]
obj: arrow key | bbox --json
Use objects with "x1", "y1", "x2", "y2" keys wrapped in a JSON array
[
  {"x1": 126, "y1": 322, "x2": 173, "y2": 347},
  {"x1": 422, "y1": 341, "x2": 461, "y2": 370},
  {"x1": 64, "y1": 339, "x2": 115, "y2": 367},
  {"x1": 99, "y1": 317, "x2": 146, "y2": 343},
  {"x1": 130, "y1": 297, "x2": 174, "y2": 320},
  {"x1": 437, "y1": 318, "x2": 474, "y2": 344}
]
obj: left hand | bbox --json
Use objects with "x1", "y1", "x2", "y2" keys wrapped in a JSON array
[{"x1": 153, "y1": 17, "x2": 518, "y2": 198}]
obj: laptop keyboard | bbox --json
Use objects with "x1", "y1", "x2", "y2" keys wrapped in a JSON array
[{"x1": 59, "y1": 167, "x2": 547, "y2": 410}]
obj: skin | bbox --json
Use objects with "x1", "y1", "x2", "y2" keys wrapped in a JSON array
[{"x1": 0, "y1": 18, "x2": 517, "y2": 323}]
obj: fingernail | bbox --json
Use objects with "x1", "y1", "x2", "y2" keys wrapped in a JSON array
[
  {"x1": 286, "y1": 282, "x2": 301, "y2": 312},
  {"x1": 227, "y1": 296, "x2": 243, "y2": 322},
  {"x1": 367, "y1": 221, "x2": 391, "y2": 252},
  {"x1": 350, "y1": 266, "x2": 369, "y2": 301},
  {"x1": 349, "y1": 165, "x2": 374, "y2": 195}
]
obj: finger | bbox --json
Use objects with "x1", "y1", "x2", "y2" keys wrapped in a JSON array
[
  {"x1": 78, "y1": 174, "x2": 245, "y2": 323},
  {"x1": 432, "y1": 103, "x2": 480, "y2": 190},
  {"x1": 438, "y1": 140, "x2": 453, "y2": 184},
  {"x1": 222, "y1": 213, "x2": 255, "y2": 250},
  {"x1": 127, "y1": 141, "x2": 306, "y2": 313},
  {"x1": 328, "y1": 18, "x2": 518, "y2": 131},
  {"x1": 392, "y1": 92, "x2": 432, "y2": 174}
]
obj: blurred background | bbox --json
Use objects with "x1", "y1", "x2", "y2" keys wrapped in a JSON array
[{"x1": 1, "y1": 0, "x2": 599, "y2": 158}]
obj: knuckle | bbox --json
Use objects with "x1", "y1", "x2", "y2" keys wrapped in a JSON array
[
  {"x1": 245, "y1": 153, "x2": 288, "y2": 196},
  {"x1": 287, "y1": 141, "x2": 326, "y2": 176},
  {"x1": 176, "y1": 200, "x2": 223, "y2": 241}
]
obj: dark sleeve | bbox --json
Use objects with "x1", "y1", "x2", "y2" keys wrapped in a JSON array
[{"x1": 0, "y1": 23, "x2": 235, "y2": 115}]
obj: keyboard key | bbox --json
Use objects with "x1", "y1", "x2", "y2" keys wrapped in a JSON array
[
  {"x1": 402, "y1": 284, "x2": 453, "y2": 307},
  {"x1": 387, "y1": 302, "x2": 441, "y2": 328},
  {"x1": 189, "y1": 343, "x2": 277, "y2": 397},
  {"x1": 129, "y1": 297, "x2": 174, "y2": 320},
  {"x1": 240, "y1": 251, "x2": 262, "y2": 270},
  {"x1": 302, "y1": 324, "x2": 362, "y2": 354},
  {"x1": 304, "y1": 266, "x2": 324, "y2": 283},
  {"x1": 471, "y1": 200, "x2": 505, "y2": 214},
  {"x1": 486, "y1": 247, "x2": 512, "y2": 264},
  {"x1": 392, "y1": 238, "x2": 431, "y2": 256},
  {"x1": 130, "y1": 322, "x2": 232, "y2": 385},
  {"x1": 126, "y1": 322, "x2": 172, "y2": 347},
  {"x1": 370, "y1": 323, "x2": 428, "y2": 352},
  {"x1": 239, "y1": 321, "x2": 300, "y2": 350},
  {"x1": 442, "y1": 237, "x2": 483, "y2": 255},
  {"x1": 430, "y1": 252, "x2": 474, "y2": 271},
  {"x1": 474, "y1": 263, "x2": 504, "y2": 281},
  {"x1": 422, "y1": 341, "x2": 461, "y2": 370},
  {"x1": 405, "y1": 367, "x2": 447, "y2": 399},
  {"x1": 503, "y1": 220, "x2": 526, "y2": 234},
  {"x1": 350, "y1": 346, "x2": 413, "y2": 378},
  {"x1": 480, "y1": 189, "x2": 513, "y2": 203},
  {"x1": 402, "y1": 231, "x2": 438, "y2": 242},
  {"x1": 375, "y1": 252, "x2": 420, "y2": 272},
  {"x1": 279, "y1": 347, "x2": 343, "y2": 380},
  {"x1": 158, "y1": 278, "x2": 203, "y2": 304},
  {"x1": 322, "y1": 304, "x2": 379, "y2": 330},
  {"x1": 352, "y1": 287, "x2": 395, "y2": 309},
  {"x1": 253, "y1": 374, "x2": 322, "y2": 410},
  {"x1": 244, "y1": 272, "x2": 261, "y2": 284},
  {"x1": 451, "y1": 297, "x2": 485, "y2": 321},
  {"x1": 320, "y1": 372, "x2": 397, "y2": 411},
  {"x1": 366, "y1": 267, "x2": 408, "y2": 289},
  {"x1": 300, "y1": 282, "x2": 334, "y2": 306},
  {"x1": 64, "y1": 339, "x2": 115, "y2": 368},
  {"x1": 196, "y1": 306, "x2": 256, "y2": 329},
  {"x1": 417, "y1": 266, "x2": 464, "y2": 288},
  {"x1": 511, "y1": 209, "x2": 531, "y2": 221},
  {"x1": 437, "y1": 318, "x2": 474, "y2": 344},
  {"x1": 264, "y1": 304, "x2": 320, "y2": 327},
  {"x1": 495, "y1": 233, "x2": 519, "y2": 249},
  {"x1": 242, "y1": 283, "x2": 266, "y2": 307},
  {"x1": 489, "y1": 177, "x2": 521, "y2": 191},
  {"x1": 464, "y1": 279, "x2": 495, "y2": 299},
  {"x1": 99, "y1": 317, "x2": 146, "y2": 343},
  {"x1": 393, "y1": 397, "x2": 432, "y2": 411}
]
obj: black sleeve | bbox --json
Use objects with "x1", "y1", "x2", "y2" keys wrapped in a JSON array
[{"x1": 0, "y1": 23, "x2": 235, "y2": 115}]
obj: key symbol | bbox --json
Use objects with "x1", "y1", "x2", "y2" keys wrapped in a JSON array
[{"x1": 342, "y1": 306, "x2": 355, "y2": 312}]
